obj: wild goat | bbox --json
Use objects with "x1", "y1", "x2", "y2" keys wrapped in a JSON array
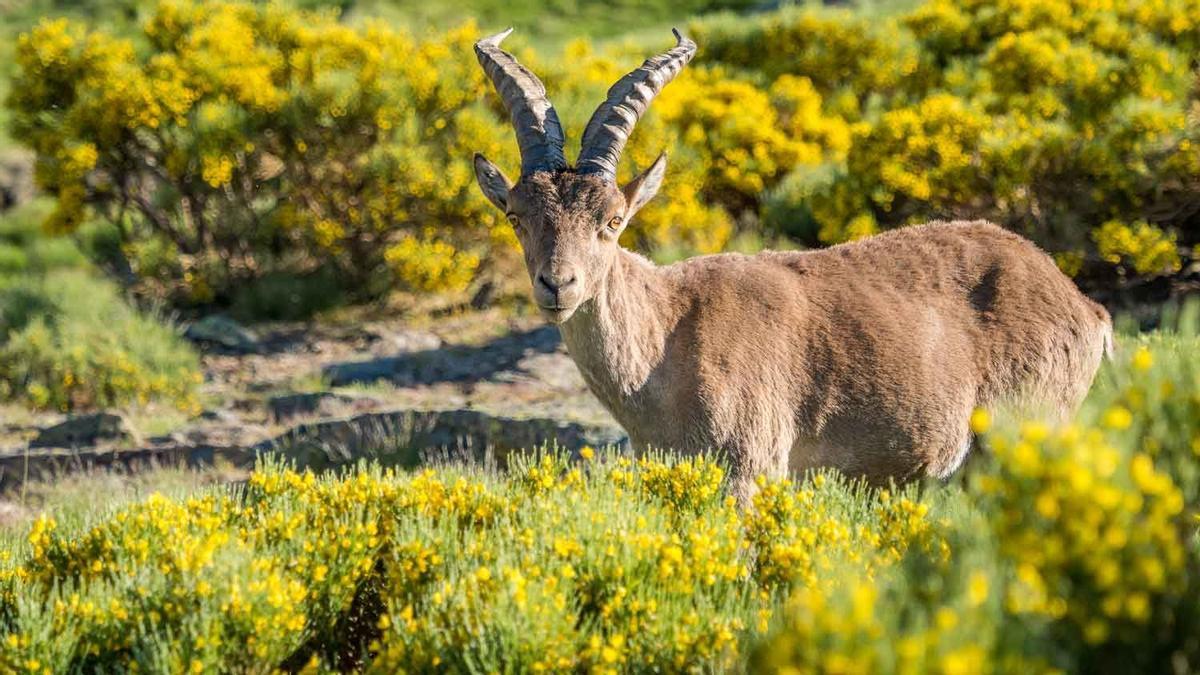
[{"x1": 472, "y1": 29, "x2": 1113, "y2": 499}]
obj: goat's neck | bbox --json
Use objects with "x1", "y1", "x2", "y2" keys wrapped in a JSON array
[{"x1": 559, "y1": 249, "x2": 675, "y2": 402}]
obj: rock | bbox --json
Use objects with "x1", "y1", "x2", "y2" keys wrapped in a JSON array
[
  {"x1": 199, "y1": 408, "x2": 241, "y2": 424},
  {"x1": 185, "y1": 315, "x2": 261, "y2": 353},
  {"x1": 322, "y1": 358, "x2": 401, "y2": 386},
  {"x1": 148, "y1": 432, "x2": 187, "y2": 445},
  {"x1": 470, "y1": 280, "x2": 498, "y2": 310},
  {"x1": 501, "y1": 351, "x2": 585, "y2": 390},
  {"x1": 180, "y1": 423, "x2": 268, "y2": 447},
  {"x1": 1, "y1": 404, "x2": 625, "y2": 491},
  {"x1": 0, "y1": 150, "x2": 35, "y2": 212},
  {"x1": 327, "y1": 326, "x2": 559, "y2": 387},
  {"x1": 256, "y1": 408, "x2": 628, "y2": 471},
  {"x1": 267, "y1": 391, "x2": 363, "y2": 423},
  {"x1": 0, "y1": 443, "x2": 257, "y2": 491},
  {"x1": 31, "y1": 413, "x2": 134, "y2": 448},
  {"x1": 369, "y1": 329, "x2": 443, "y2": 358}
]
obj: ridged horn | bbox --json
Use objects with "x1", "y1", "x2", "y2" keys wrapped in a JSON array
[
  {"x1": 576, "y1": 29, "x2": 697, "y2": 182},
  {"x1": 474, "y1": 29, "x2": 567, "y2": 175}
]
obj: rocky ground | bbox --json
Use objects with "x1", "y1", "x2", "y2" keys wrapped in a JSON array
[{"x1": 0, "y1": 306, "x2": 626, "y2": 495}]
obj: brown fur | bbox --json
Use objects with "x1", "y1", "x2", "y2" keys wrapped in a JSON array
[{"x1": 474, "y1": 165, "x2": 1112, "y2": 502}]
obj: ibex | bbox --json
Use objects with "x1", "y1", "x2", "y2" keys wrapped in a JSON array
[{"x1": 472, "y1": 29, "x2": 1113, "y2": 499}]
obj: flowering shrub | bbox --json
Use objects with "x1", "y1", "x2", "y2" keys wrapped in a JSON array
[
  {"x1": 7, "y1": 3, "x2": 510, "y2": 305},
  {"x1": 979, "y1": 422, "x2": 1187, "y2": 663},
  {"x1": 0, "y1": 451, "x2": 938, "y2": 672},
  {"x1": 693, "y1": 8, "x2": 924, "y2": 106},
  {"x1": 10, "y1": 0, "x2": 1196, "y2": 306},
  {"x1": 1092, "y1": 220, "x2": 1183, "y2": 276},
  {"x1": 0, "y1": 200, "x2": 202, "y2": 412},
  {"x1": 1, "y1": 324, "x2": 1197, "y2": 672},
  {"x1": 755, "y1": 319, "x2": 1200, "y2": 673},
  {"x1": 693, "y1": 0, "x2": 1197, "y2": 271}
]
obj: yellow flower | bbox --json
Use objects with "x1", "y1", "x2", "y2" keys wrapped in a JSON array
[
  {"x1": 967, "y1": 571, "x2": 989, "y2": 607},
  {"x1": 1102, "y1": 406, "x2": 1133, "y2": 430},
  {"x1": 1131, "y1": 346, "x2": 1153, "y2": 372},
  {"x1": 969, "y1": 407, "x2": 991, "y2": 434}
]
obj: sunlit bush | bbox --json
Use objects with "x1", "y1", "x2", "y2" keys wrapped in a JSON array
[
  {"x1": 754, "y1": 323, "x2": 1200, "y2": 673},
  {"x1": 7, "y1": 3, "x2": 511, "y2": 304},
  {"x1": 1092, "y1": 219, "x2": 1183, "y2": 276},
  {"x1": 0, "y1": 454, "x2": 939, "y2": 672},
  {"x1": 8, "y1": 0, "x2": 1199, "y2": 307},
  {"x1": 693, "y1": 8, "x2": 925, "y2": 109},
  {"x1": 693, "y1": 0, "x2": 1197, "y2": 266}
]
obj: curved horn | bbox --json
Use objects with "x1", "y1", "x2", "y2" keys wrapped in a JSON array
[
  {"x1": 576, "y1": 29, "x2": 697, "y2": 182},
  {"x1": 475, "y1": 29, "x2": 567, "y2": 175}
]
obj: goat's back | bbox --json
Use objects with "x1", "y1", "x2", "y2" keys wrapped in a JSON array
[
  {"x1": 805, "y1": 220, "x2": 1109, "y2": 409},
  {"x1": 663, "y1": 220, "x2": 1110, "y2": 483}
]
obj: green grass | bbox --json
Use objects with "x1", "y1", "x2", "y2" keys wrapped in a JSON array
[
  {"x1": 0, "y1": 462, "x2": 246, "y2": 545},
  {"x1": 0, "y1": 267, "x2": 203, "y2": 411},
  {"x1": 0, "y1": 0, "x2": 767, "y2": 57},
  {"x1": 0, "y1": 201, "x2": 202, "y2": 412},
  {"x1": 350, "y1": 0, "x2": 760, "y2": 48},
  {"x1": 0, "y1": 47, "x2": 12, "y2": 151}
]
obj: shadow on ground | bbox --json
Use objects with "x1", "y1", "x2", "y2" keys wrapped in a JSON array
[{"x1": 322, "y1": 325, "x2": 563, "y2": 387}]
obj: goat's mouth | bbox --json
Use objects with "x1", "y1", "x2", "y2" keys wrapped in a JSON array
[{"x1": 537, "y1": 303, "x2": 579, "y2": 323}]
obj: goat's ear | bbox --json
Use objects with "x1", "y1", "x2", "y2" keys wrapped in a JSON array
[
  {"x1": 621, "y1": 152, "x2": 667, "y2": 220},
  {"x1": 474, "y1": 153, "x2": 512, "y2": 211}
]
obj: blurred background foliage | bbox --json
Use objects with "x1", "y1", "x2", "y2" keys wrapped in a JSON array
[
  {"x1": 0, "y1": 0, "x2": 1198, "y2": 409},
  {"x1": 5, "y1": 0, "x2": 1199, "y2": 303}
]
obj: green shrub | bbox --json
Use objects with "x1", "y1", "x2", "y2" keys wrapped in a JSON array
[
  {"x1": 0, "y1": 269, "x2": 201, "y2": 411},
  {"x1": 762, "y1": 163, "x2": 845, "y2": 245},
  {"x1": 0, "y1": 200, "x2": 88, "y2": 274},
  {"x1": 230, "y1": 269, "x2": 345, "y2": 322},
  {"x1": 0, "y1": 244, "x2": 27, "y2": 277},
  {"x1": 0, "y1": 200, "x2": 200, "y2": 413},
  {"x1": 0, "y1": 200, "x2": 47, "y2": 249}
]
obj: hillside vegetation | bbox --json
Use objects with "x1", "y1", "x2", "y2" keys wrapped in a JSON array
[
  {"x1": 4, "y1": 0, "x2": 1197, "y2": 310},
  {"x1": 1, "y1": 321, "x2": 1198, "y2": 672},
  {"x1": 1, "y1": 0, "x2": 1196, "y2": 412},
  {"x1": 0, "y1": 3, "x2": 1197, "y2": 669},
  {"x1": 0, "y1": 200, "x2": 200, "y2": 411}
]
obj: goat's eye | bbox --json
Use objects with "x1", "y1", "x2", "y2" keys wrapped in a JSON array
[
  {"x1": 606, "y1": 216, "x2": 623, "y2": 232},
  {"x1": 507, "y1": 214, "x2": 521, "y2": 229}
]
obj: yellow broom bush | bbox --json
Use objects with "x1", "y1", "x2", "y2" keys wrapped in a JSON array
[{"x1": 1, "y1": 320, "x2": 1197, "y2": 672}]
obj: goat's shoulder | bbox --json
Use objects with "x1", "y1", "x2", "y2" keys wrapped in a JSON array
[{"x1": 649, "y1": 252, "x2": 806, "y2": 330}]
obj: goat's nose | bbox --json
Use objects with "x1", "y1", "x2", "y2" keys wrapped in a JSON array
[{"x1": 537, "y1": 272, "x2": 577, "y2": 295}]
